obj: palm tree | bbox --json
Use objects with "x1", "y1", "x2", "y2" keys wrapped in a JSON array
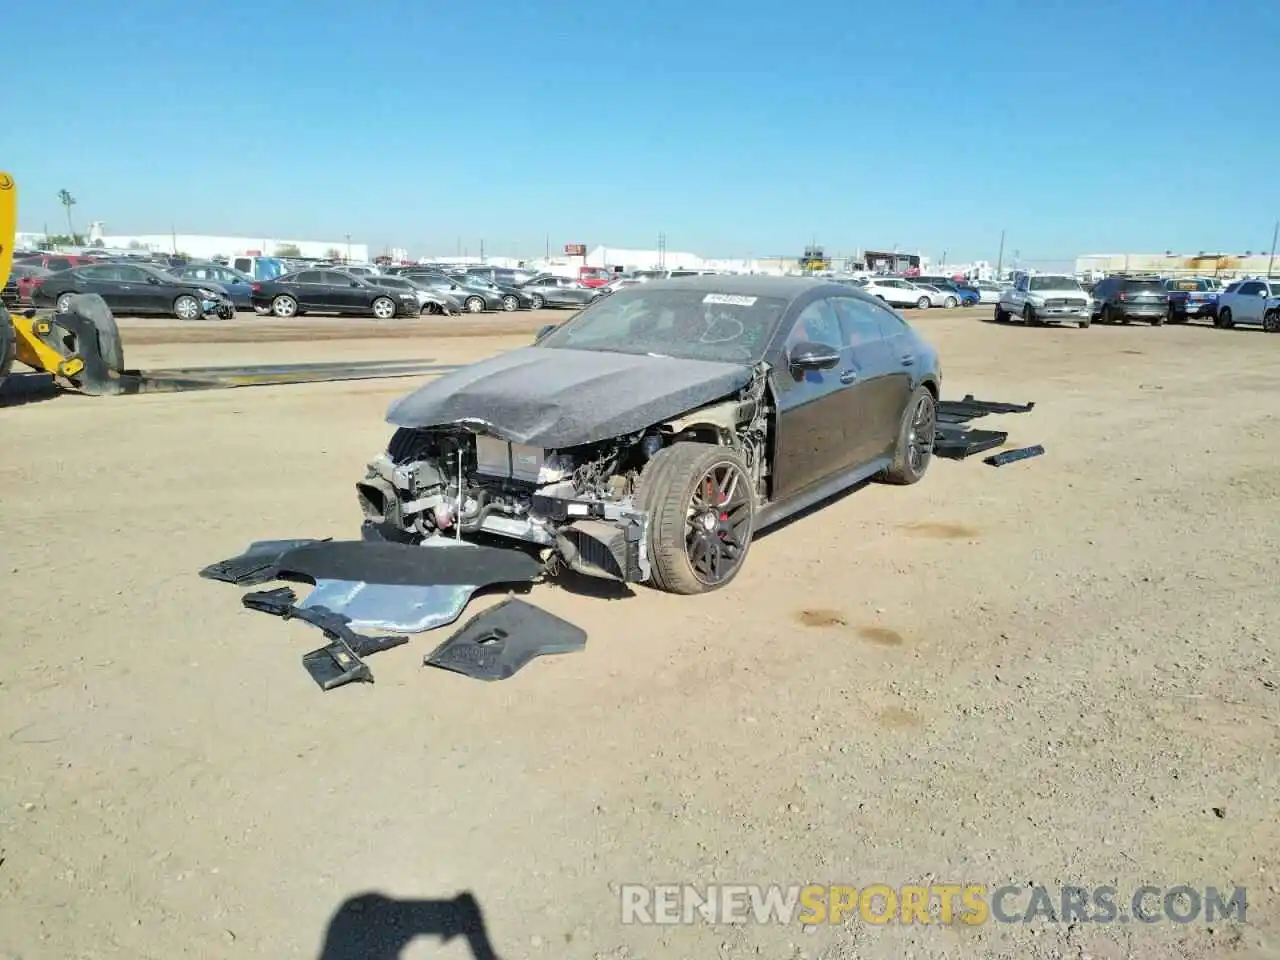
[{"x1": 57, "y1": 189, "x2": 77, "y2": 239}]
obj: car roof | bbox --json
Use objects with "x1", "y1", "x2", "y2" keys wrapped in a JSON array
[{"x1": 634, "y1": 275, "x2": 850, "y2": 303}]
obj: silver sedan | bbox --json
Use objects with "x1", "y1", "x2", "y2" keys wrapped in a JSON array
[{"x1": 912, "y1": 284, "x2": 963, "y2": 309}]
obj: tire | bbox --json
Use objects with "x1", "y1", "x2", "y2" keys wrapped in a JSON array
[
  {"x1": 1217, "y1": 307, "x2": 1234, "y2": 329},
  {"x1": 1023, "y1": 305, "x2": 1037, "y2": 326},
  {"x1": 943, "y1": 296, "x2": 958, "y2": 309},
  {"x1": 419, "y1": 303, "x2": 441, "y2": 316},
  {"x1": 0, "y1": 305, "x2": 16, "y2": 383},
  {"x1": 173, "y1": 294, "x2": 201, "y2": 321},
  {"x1": 271, "y1": 295, "x2": 298, "y2": 318},
  {"x1": 881, "y1": 386, "x2": 937, "y2": 486},
  {"x1": 1150, "y1": 311, "x2": 1165, "y2": 326},
  {"x1": 1078, "y1": 316, "x2": 1090, "y2": 328},
  {"x1": 993, "y1": 304, "x2": 1009, "y2": 323},
  {"x1": 916, "y1": 296, "x2": 930, "y2": 309},
  {"x1": 56, "y1": 292, "x2": 77, "y2": 314},
  {"x1": 253, "y1": 304, "x2": 270, "y2": 316},
  {"x1": 501, "y1": 295, "x2": 519, "y2": 312},
  {"x1": 1101, "y1": 305, "x2": 1114, "y2": 325},
  {"x1": 633, "y1": 442, "x2": 755, "y2": 595},
  {"x1": 464, "y1": 296, "x2": 485, "y2": 314},
  {"x1": 1264, "y1": 309, "x2": 1280, "y2": 333},
  {"x1": 371, "y1": 296, "x2": 396, "y2": 320},
  {"x1": 530, "y1": 294, "x2": 545, "y2": 309}
]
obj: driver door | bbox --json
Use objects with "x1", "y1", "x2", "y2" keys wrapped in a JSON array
[
  {"x1": 771, "y1": 297, "x2": 864, "y2": 499},
  {"x1": 75, "y1": 264, "x2": 125, "y2": 308},
  {"x1": 115, "y1": 264, "x2": 167, "y2": 313}
]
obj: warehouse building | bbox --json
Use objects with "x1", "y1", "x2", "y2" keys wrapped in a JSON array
[
  {"x1": 1076, "y1": 252, "x2": 1279, "y2": 279},
  {"x1": 73, "y1": 223, "x2": 370, "y2": 262}
]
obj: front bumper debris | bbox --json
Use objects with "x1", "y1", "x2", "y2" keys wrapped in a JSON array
[{"x1": 424, "y1": 598, "x2": 587, "y2": 681}]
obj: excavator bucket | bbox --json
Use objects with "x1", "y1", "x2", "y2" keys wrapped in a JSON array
[{"x1": 4, "y1": 295, "x2": 128, "y2": 397}]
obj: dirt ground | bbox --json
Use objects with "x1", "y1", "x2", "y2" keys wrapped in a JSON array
[{"x1": 0, "y1": 307, "x2": 1277, "y2": 960}]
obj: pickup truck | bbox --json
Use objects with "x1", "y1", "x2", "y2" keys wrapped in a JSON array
[
  {"x1": 1213, "y1": 277, "x2": 1280, "y2": 332},
  {"x1": 994, "y1": 273, "x2": 1092, "y2": 328}
]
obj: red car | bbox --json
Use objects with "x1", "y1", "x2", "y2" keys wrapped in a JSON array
[
  {"x1": 16, "y1": 253, "x2": 98, "y2": 273},
  {"x1": 578, "y1": 266, "x2": 614, "y2": 288}
]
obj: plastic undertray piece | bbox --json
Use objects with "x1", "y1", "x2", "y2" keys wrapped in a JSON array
[{"x1": 424, "y1": 598, "x2": 587, "y2": 681}]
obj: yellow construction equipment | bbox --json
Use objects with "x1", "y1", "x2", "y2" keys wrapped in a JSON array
[{"x1": 0, "y1": 170, "x2": 132, "y2": 396}]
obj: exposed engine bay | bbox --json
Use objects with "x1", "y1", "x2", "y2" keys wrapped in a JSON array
[{"x1": 357, "y1": 362, "x2": 773, "y2": 583}]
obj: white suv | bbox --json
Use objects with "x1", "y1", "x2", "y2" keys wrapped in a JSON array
[{"x1": 863, "y1": 278, "x2": 932, "y2": 309}]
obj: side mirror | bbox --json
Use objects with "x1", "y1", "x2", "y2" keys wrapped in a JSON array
[
  {"x1": 534, "y1": 323, "x2": 557, "y2": 343},
  {"x1": 350, "y1": 280, "x2": 360, "y2": 287},
  {"x1": 789, "y1": 341, "x2": 841, "y2": 371},
  {"x1": 147, "y1": 276, "x2": 160, "y2": 285}
]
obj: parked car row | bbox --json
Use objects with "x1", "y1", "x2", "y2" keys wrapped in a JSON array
[{"x1": 992, "y1": 272, "x2": 1280, "y2": 332}]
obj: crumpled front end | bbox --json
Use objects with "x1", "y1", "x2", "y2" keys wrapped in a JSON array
[{"x1": 356, "y1": 427, "x2": 653, "y2": 584}]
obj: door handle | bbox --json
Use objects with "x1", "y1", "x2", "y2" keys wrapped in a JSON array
[
  {"x1": 839, "y1": 369, "x2": 858, "y2": 384},
  {"x1": 900, "y1": 354, "x2": 915, "y2": 366}
]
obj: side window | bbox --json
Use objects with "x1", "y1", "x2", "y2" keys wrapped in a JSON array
[
  {"x1": 233, "y1": 258, "x2": 252, "y2": 273},
  {"x1": 321, "y1": 271, "x2": 351, "y2": 284},
  {"x1": 1238, "y1": 281, "x2": 1262, "y2": 296},
  {"x1": 832, "y1": 297, "x2": 888, "y2": 346},
  {"x1": 80, "y1": 265, "x2": 121, "y2": 281},
  {"x1": 47, "y1": 258, "x2": 73, "y2": 272},
  {"x1": 295, "y1": 271, "x2": 322, "y2": 284},
  {"x1": 785, "y1": 299, "x2": 842, "y2": 354},
  {"x1": 117, "y1": 266, "x2": 150, "y2": 283},
  {"x1": 1015, "y1": 276, "x2": 1029, "y2": 292}
]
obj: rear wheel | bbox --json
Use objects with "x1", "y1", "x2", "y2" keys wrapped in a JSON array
[
  {"x1": 501, "y1": 295, "x2": 519, "y2": 312},
  {"x1": 271, "y1": 295, "x2": 298, "y2": 318},
  {"x1": 881, "y1": 386, "x2": 936, "y2": 485},
  {"x1": 943, "y1": 296, "x2": 958, "y2": 309},
  {"x1": 530, "y1": 294, "x2": 546, "y2": 309},
  {"x1": 56, "y1": 292, "x2": 77, "y2": 314},
  {"x1": 993, "y1": 304, "x2": 1009, "y2": 323},
  {"x1": 419, "y1": 302, "x2": 441, "y2": 316},
  {"x1": 634, "y1": 443, "x2": 755, "y2": 595}
]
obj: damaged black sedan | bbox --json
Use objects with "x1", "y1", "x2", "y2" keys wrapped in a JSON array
[{"x1": 357, "y1": 277, "x2": 942, "y2": 595}]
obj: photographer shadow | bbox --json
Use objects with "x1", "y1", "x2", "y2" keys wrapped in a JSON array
[{"x1": 318, "y1": 891, "x2": 501, "y2": 959}]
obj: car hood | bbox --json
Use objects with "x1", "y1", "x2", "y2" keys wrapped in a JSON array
[{"x1": 385, "y1": 346, "x2": 754, "y2": 448}]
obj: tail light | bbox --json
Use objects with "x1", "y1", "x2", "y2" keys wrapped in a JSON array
[
  {"x1": 1118, "y1": 291, "x2": 1128, "y2": 300},
  {"x1": 251, "y1": 282, "x2": 262, "y2": 293},
  {"x1": 30, "y1": 277, "x2": 45, "y2": 288}
]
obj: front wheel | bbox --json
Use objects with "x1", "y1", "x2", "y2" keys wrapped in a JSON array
[
  {"x1": 56, "y1": 292, "x2": 77, "y2": 314},
  {"x1": 371, "y1": 296, "x2": 396, "y2": 320},
  {"x1": 419, "y1": 302, "x2": 441, "y2": 316},
  {"x1": 993, "y1": 304, "x2": 1009, "y2": 323},
  {"x1": 1078, "y1": 316, "x2": 1091, "y2": 328},
  {"x1": 1264, "y1": 309, "x2": 1280, "y2": 333},
  {"x1": 916, "y1": 296, "x2": 931, "y2": 310},
  {"x1": 1217, "y1": 307, "x2": 1234, "y2": 329},
  {"x1": 634, "y1": 443, "x2": 755, "y2": 595},
  {"x1": 881, "y1": 386, "x2": 936, "y2": 485},
  {"x1": 501, "y1": 295, "x2": 519, "y2": 312},
  {"x1": 173, "y1": 294, "x2": 201, "y2": 321},
  {"x1": 1023, "y1": 305, "x2": 1037, "y2": 325},
  {"x1": 464, "y1": 296, "x2": 485, "y2": 314}
]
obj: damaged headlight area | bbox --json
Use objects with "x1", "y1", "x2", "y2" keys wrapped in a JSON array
[
  {"x1": 356, "y1": 364, "x2": 773, "y2": 588},
  {"x1": 357, "y1": 428, "x2": 654, "y2": 583}
]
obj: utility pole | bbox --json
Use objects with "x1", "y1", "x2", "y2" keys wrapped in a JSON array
[
  {"x1": 545, "y1": 233, "x2": 550, "y2": 259},
  {"x1": 995, "y1": 229, "x2": 1006, "y2": 277},
  {"x1": 657, "y1": 232, "x2": 667, "y2": 270},
  {"x1": 480, "y1": 239, "x2": 485, "y2": 263},
  {"x1": 1267, "y1": 220, "x2": 1278, "y2": 277},
  {"x1": 344, "y1": 233, "x2": 351, "y2": 263}
]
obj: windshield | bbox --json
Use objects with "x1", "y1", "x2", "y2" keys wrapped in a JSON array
[
  {"x1": 1029, "y1": 275, "x2": 1083, "y2": 292},
  {"x1": 536, "y1": 287, "x2": 788, "y2": 362},
  {"x1": 1125, "y1": 279, "x2": 1165, "y2": 292}
]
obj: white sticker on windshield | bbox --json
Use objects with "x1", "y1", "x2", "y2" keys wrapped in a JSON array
[{"x1": 703, "y1": 293, "x2": 757, "y2": 306}]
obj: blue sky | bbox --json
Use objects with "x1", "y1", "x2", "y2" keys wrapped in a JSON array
[{"x1": 7, "y1": 0, "x2": 1279, "y2": 262}]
